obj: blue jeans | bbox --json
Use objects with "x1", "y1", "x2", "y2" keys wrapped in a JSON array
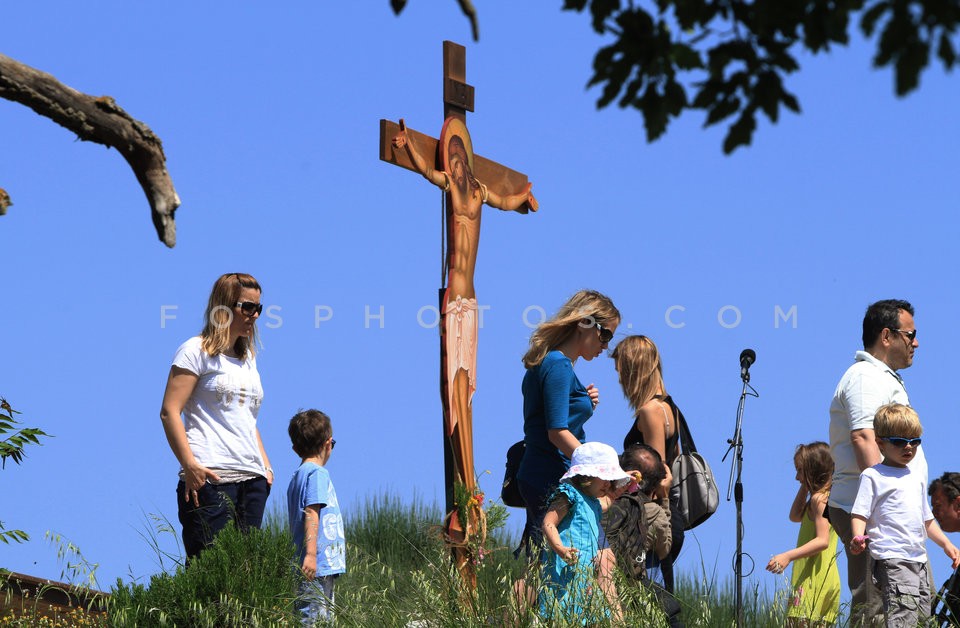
[
  {"x1": 177, "y1": 476, "x2": 270, "y2": 559},
  {"x1": 296, "y1": 574, "x2": 337, "y2": 625},
  {"x1": 516, "y1": 477, "x2": 556, "y2": 560}
]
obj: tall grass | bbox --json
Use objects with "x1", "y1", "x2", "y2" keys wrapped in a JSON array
[
  {"x1": 107, "y1": 513, "x2": 299, "y2": 627},
  {"x1": 4, "y1": 495, "x2": 829, "y2": 626},
  {"x1": 334, "y1": 493, "x2": 532, "y2": 625},
  {"x1": 335, "y1": 495, "x2": 794, "y2": 626}
]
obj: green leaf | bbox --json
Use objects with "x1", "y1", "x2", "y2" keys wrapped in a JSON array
[
  {"x1": 765, "y1": 43, "x2": 800, "y2": 73},
  {"x1": 895, "y1": 40, "x2": 929, "y2": 95},
  {"x1": 620, "y1": 74, "x2": 647, "y2": 108},
  {"x1": 755, "y1": 71, "x2": 781, "y2": 123},
  {"x1": 723, "y1": 108, "x2": 758, "y2": 154},
  {"x1": 781, "y1": 87, "x2": 801, "y2": 113},
  {"x1": 590, "y1": 0, "x2": 622, "y2": 33},
  {"x1": 640, "y1": 84, "x2": 669, "y2": 141},
  {"x1": 672, "y1": 42, "x2": 704, "y2": 70},
  {"x1": 664, "y1": 79, "x2": 688, "y2": 115},
  {"x1": 861, "y1": 1, "x2": 890, "y2": 37},
  {"x1": 0, "y1": 528, "x2": 30, "y2": 544},
  {"x1": 873, "y1": 6, "x2": 909, "y2": 68},
  {"x1": 562, "y1": 0, "x2": 589, "y2": 11},
  {"x1": 691, "y1": 79, "x2": 721, "y2": 109},
  {"x1": 938, "y1": 32, "x2": 956, "y2": 69},
  {"x1": 705, "y1": 95, "x2": 741, "y2": 126}
]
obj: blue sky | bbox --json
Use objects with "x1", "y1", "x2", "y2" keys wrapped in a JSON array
[{"x1": 2, "y1": 1, "x2": 958, "y2": 603}]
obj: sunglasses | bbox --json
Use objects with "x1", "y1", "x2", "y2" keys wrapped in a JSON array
[
  {"x1": 235, "y1": 301, "x2": 263, "y2": 316},
  {"x1": 888, "y1": 328, "x2": 917, "y2": 342},
  {"x1": 882, "y1": 436, "x2": 922, "y2": 448},
  {"x1": 330, "y1": 439, "x2": 337, "y2": 450},
  {"x1": 595, "y1": 322, "x2": 614, "y2": 344}
]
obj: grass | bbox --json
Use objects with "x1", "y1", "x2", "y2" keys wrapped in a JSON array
[
  {"x1": 1, "y1": 495, "x2": 849, "y2": 627},
  {"x1": 107, "y1": 514, "x2": 299, "y2": 627}
]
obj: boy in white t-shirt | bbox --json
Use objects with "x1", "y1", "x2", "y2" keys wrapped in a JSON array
[{"x1": 850, "y1": 403, "x2": 960, "y2": 626}]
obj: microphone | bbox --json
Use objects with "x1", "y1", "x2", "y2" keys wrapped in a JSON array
[{"x1": 739, "y1": 349, "x2": 756, "y2": 382}]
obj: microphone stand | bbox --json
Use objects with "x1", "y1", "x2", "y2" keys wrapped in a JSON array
[{"x1": 722, "y1": 369, "x2": 758, "y2": 628}]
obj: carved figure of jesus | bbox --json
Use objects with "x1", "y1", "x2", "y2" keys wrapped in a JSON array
[{"x1": 393, "y1": 116, "x2": 538, "y2": 491}]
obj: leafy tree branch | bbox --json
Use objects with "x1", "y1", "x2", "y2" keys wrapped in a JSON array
[
  {"x1": 563, "y1": 0, "x2": 958, "y2": 153},
  {"x1": 1, "y1": 397, "x2": 50, "y2": 544}
]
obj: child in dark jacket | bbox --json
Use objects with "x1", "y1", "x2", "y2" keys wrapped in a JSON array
[{"x1": 602, "y1": 443, "x2": 683, "y2": 627}]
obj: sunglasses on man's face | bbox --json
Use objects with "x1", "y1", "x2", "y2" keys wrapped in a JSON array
[
  {"x1": 235, "y1": 301, "x2": 263, "y2": 316},
  {"x1": 595, "y1": 322, "x2": 614, "y2": 344},
  {"x1": 881, "y1": 436, "x2": 922, "y2": 448},
  {"x1": 888, "y1": 327, "x2": 918, "y2": 342}
]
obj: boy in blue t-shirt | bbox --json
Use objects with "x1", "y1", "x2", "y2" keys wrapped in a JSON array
[{"x1": 287, "y1": 409, "x2": 345, "y2": 624}]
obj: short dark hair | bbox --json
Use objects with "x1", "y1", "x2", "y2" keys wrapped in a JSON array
[
  {"x1": 621, "y1": 444, "x2": 665, "y2": 494},
  {"x1": 288, "y1": 408, "x2": 332, "y2": 458},
  {"x1": 930, "y1": 472, "x2": 960, "y2": 502},
  {"x1": 862, "y1": 299, "x2": 914, "y2": 349}
]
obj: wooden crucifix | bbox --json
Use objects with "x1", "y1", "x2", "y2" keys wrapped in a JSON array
[{"x1": 379, "y1": 41, "x2": 537, "y2": 581}]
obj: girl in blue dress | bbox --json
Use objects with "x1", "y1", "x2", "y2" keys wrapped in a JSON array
[{"x1": 540, "y1": 441, "x2": 637, "y2": 624}]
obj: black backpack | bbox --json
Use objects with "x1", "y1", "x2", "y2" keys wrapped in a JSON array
[
  {"x1": 601, "y1": 492, "x2": 651, "y2": 580},
  {"x1": 500, "y1": 440, "x2": 526, "y2": 508}
]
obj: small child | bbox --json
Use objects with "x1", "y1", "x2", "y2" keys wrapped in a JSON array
[
  {"x1": 849, "y1": 403, "x2": 960, "y2": 627},
  {"x1": 287, "y1": 409, "x2": 346, "y2": 625},
  {"x1": 766, "y1": 441, "x2": 840, "y2": 627},
  {"x1": 603, "y1": 443, "x2": 682, "y2": 627},
  {"x1": 540, "y1": 441, "x2": 636, "y2": 624}
]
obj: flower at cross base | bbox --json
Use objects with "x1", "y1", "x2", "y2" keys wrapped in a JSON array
[{"x1": 467, "y1": 490, "x2": 485, "y2": 509}]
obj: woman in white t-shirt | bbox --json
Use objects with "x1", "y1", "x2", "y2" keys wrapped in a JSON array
[{"x1": 160, "y1": 272, "x2": 273, "y2": 559}]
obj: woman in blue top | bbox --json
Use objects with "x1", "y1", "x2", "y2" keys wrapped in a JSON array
[{"x1": 516, "y1": 289, "x2": 620, "y2": 557}]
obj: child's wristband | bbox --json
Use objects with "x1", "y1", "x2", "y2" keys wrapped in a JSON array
[{"x1": 853, "y1": 535, "x2": 869, "y2": 544}]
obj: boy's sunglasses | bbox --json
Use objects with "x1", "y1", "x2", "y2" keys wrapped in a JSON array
[
  {"x1": 882, "y1": 437, "x2": 922, "y2": 448},
  {"x1": 595, "y1": 322, "x2": 614, "y2": 344},
  {"x1": 235, "y1": 301, "x2": 263, "y2": 316}
]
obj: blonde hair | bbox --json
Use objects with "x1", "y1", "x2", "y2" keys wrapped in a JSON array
[
  {"x1": 874, "y1": 403, "x2": 922, "y2": 439},
  {"x1": 611, "y1": 335, "x2": 665, "y2": 412},
  {"x1": 200, "y1": 272, "x2": 261, "y2": 358},
  {"x1": 522, "y1": 290, "x2": 619, "y2": 368},
  {"x1": 794, "y1": 441, "x2": 833, "y2": 496}
]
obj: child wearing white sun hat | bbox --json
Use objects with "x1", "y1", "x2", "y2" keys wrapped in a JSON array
[{"x1": 540, "y1": 442, "x2": 640, "y2": 624}]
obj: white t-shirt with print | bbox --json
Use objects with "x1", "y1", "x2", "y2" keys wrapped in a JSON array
[{"x1": 173, "y1": 336, "x2": 265, "y2": 476}]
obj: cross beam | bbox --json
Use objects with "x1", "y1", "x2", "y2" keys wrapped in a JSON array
[{"x1": 378, "y1": 120, "x2": 529, "y2": 202}]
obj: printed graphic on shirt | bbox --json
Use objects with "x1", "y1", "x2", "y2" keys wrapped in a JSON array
[
  {"x1": 214, "y1": 373, "x2": 263, "y2": 412},
  {"x1": 321, "y1": 512, "x2": 346, "y2": 569}
]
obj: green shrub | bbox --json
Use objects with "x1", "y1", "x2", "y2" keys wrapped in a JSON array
[{"x1": 108, "y1": 519, "x2": 298, "y2": 627}]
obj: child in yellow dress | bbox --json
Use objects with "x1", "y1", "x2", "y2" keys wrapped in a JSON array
[{"x1": 767, "y1": 442, "x2": 840, "y2": 627}]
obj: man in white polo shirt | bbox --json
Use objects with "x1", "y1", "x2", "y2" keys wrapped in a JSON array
[{"x1": 828, "y1": 299, "x2": 924, "y2": 626}]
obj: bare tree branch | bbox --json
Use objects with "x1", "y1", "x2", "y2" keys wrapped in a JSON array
[
  {"x1": 390, "y1": 1, "x2": 479, "y2": 41},
  {"x1": 0, "y1": 53, "x2": 179, "y2": 247},
  {"x1": 455, "y1": 0, "x2": 479, "y2": 41}
]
